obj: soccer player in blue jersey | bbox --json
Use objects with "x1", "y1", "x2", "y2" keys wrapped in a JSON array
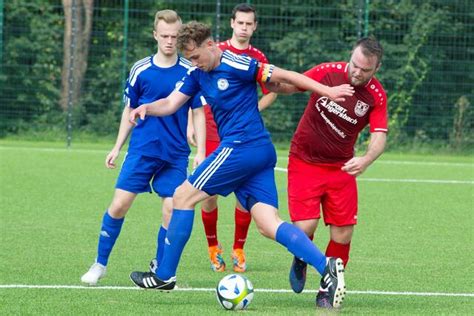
[
  {"x1": 128, "y1": 21, "x2": 353, "y2": 309},
  {"x1": 80, "y1": 11, "x2": 206, "y2": 286}
]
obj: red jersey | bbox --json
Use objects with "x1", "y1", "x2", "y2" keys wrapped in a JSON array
[
  {"x1": 290, "y1": 62, "x2": 388, "y2": 165},
  {"x1": 204, "y1": 40, "x2": 271, "y2": 141}
]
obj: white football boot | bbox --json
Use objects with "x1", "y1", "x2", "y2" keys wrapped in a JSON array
[{"x1": 81, "y1": 262, "x2": 106, "y2": 285}]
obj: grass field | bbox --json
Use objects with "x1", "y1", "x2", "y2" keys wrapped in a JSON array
[{"x1": 1, "y1": 140, "x2": 473, "y2": 315}]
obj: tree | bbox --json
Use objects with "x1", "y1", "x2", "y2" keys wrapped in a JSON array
[{"x1": 60, "y1": 0, "x2": 93, "y2": 111}]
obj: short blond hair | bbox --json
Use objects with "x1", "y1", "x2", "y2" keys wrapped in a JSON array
[{"x1": 154, "y1": 10, "x2": 181, "y2": 30}]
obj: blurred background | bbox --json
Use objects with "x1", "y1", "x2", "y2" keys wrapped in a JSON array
[{"x1": 1, "y1": 0, "x2": 472, "y2": 151}]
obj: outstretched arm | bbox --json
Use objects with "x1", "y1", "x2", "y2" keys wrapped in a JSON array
[
  {"x1": 342, "y1": 132, "x2": 387, "y2": 176},
  {"x1": 129, "y1": 90, "x2": 191, "y2": 124},
  {"x1": 269, "y1": 66, "x2": 354, "y2": 102}
]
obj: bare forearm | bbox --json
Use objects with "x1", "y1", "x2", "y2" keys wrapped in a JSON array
[
  {"x1": 113, "y1": 106, "x2": 134, "y2": 150},
  {"x1": 192, "y1": 107, "x2": 206, "y2": 155},
  {"x1": 272, "y1": 67, "x2": 330, "y2": 96},
  {"x1": 258, "y1": 92, "x2": 278, "y2": 111},
  {"x1": 142, "y1": 98, "x2": 176, "y2": 116},
  {"x1": 364, "y1": 132, "x2": 387, "y2": 164}
]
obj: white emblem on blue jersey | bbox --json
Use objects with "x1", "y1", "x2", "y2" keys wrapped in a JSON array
[{"x1": 217, "y1": 78, "x2": 229, "y2": 90}]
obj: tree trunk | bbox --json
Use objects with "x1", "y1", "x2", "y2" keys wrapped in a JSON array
[{"x1": 60, "y1": 0, "x2": 93, "y2": 111}]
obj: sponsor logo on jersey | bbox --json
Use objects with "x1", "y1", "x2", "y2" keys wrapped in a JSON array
[
  {"x1": 315, "y1": 97, "x2": 358, "y2": 125},
  {"x1": 354, "y1": 100, "x2": 370, "y2": 117},
  {"x1": 217, "y1": 78, "x2": 229, "y2": 90}
]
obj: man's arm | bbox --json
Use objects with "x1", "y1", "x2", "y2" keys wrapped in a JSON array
[
  {"x1": 187, "y1": 108, "x2": 197, "y2": 146},
  {"x1": 191, "y1": 107, "x2": 206, "y2": 168},
  {"x1": 258, "y1": 92, "x2": 277, "y2": 111},
  {"x1": 129, "y1": 90, "x2": 190, "y2": 124},
  {"x1": 341, "y1": 132, "x2": 387, "y2": 176},
  {"x1": 105, "y1": 105, "x2": 134, "y2": 169},
  {"x1": 269, "y1": 66, "x2": 354, "y2": 102}
]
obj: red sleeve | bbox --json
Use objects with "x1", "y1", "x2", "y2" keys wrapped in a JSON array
[
  {"x1": 303, "y1": 63, "x2": 332, "y2": 82},
  {"x1": 293, "y1": 63, "x2": 328, "y2": 92},
  {"x1": 368, "y1": 80, "x2": 388, "y2": 133}
]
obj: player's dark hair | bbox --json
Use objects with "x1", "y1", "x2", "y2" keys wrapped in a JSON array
[
  {"x1": 177, "y1": 21, "x2": 212, "y2": 51},
  {"x1": 353, "y1": 37, "x2": 384, "y2": 65},
  {"x1": 232, "y1": 3, "x2": 257, "y2": 22}
]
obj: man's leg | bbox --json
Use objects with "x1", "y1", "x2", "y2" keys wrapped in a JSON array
[
  {"x1": 251, "y1": 203, "x2": 346, "y2": 309},
  {"x1": 326, "y1": 225, "x2": 353, "y2": 267},
  {"x1": 130, "y1": 181, "x2": 209, "y2": 289},
  {"x1": 201, "y1": 195, "x2": 225, "y2": 272},
  {"x1": 232, "y1": 199, "x2": 251, "y2": 272},
  {"x1": 81, "y1": 189, "x2": 136, "y2": 285},
  {"x1": 289, "y1": 219, "x2": 319, "y2": 293},
  {"x1": 150, "y1": 197, "x2": 173, "y2": 272}
]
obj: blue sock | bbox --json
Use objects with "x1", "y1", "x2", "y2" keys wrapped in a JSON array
[
  {"x1": 96, "y1": 210, "x2": 124, "y2": 266},
  {"x1": 155, "y1": 225, "x2": 167, "y2": 266},
  {"x1": 156, "y1": 209, "x2": 194, "y2": 280},
  {"x1": 275, "y1": 222, "x2": 327, "y2": 275}
]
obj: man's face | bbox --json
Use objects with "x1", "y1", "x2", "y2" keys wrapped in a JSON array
[
  {"x1": 230, "y1": 11, "x2": 257, "y2": 44},
  {"x1": 153, "y1": 20, "x2": 180, "y2": 56},
  {"x1": 347, "y1": 46, "x2": 380, "y2": 86},
  {"x1": 182, "y1": 41, "x2": 216, "y2": 72}
]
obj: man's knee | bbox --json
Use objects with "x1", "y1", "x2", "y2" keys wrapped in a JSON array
[{"x1": 330, "y1": 225, "x2": 354, "y2": 244}]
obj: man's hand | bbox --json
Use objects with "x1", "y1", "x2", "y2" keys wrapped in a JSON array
[
  {"x1": 327, "y1": 84, "x2": 354, "y2": 102},
  {"x1": 193, "y1": 152, "x2": 206, "y2": 169},
  {"x1": 341, "y1": 156, "x2": 370, "y2": 176},
  {"x1": 129, "y1": 105, "x2": 147, "y2": 125},
  {"x1": 105, "y1": 148, "x2": 120, "y2": 169}
]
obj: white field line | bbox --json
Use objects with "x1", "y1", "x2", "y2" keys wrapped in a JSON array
[
  {"x1": 274, "y1": 167, "x2": 474, "y2": 185},
  {"x1": 1, "y1": 146, "x2": 472, "y2": 168},
  {"x1": 2, "y1": 146, "x2": 472, "y2": 184},
  {"x1": 275, "y1": 156, "x2": 473, "y2": 168},
  {"x1": 0, "y1": 284, "x2": 472, "y2": 297}
]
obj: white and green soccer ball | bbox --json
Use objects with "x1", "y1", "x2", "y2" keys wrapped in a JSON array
[{"x1": 216, "y1": 274, "x2": 254, "y2": 310}]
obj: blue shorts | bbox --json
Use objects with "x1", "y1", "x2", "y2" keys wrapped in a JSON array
[
  {"x1": 188, "y1": 142, "x2": 278, "y2": 210},
  {"x1": 116, "y1": 153, "x2": 188, "y2": 197}
]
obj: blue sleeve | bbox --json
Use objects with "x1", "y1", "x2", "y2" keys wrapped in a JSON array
[
  {"x1": 123, "y1": 75, "x2": 140, "y2": 108},
  {"x1": 190, "y1": 92, "x2": 207, "y2": 109},
  {"x1": 221, "y1": 52, "x2": 259, "y2": 83},
  {"x1": 178, "y1": 68, "x2": 200, "y2": 98}
]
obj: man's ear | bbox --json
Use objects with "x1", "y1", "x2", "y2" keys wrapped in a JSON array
[{"x1": 375, "y1": 62, "x2": 382, "y2": 73}]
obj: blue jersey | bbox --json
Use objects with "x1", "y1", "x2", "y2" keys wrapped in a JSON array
[
  {"x1": 178, "y1": 50, "x2": 272, "y2": 146},
  {"x1": 124, "y1": 55, "x2": 203, "y2": 161}
]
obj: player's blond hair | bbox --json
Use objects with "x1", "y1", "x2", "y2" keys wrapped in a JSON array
[
  {"x1": 154, "y1": 10, "x2": 181, "y2": 30},
  {"x1": 177, "y1": 21, "x2": 212, "y2": 51}
]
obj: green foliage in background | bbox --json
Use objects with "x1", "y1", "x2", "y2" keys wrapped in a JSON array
[{"x1": 1, "y1": 0, "x2": 473, "y2": 150}]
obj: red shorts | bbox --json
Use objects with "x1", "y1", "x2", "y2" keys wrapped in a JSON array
[
  {"x1": 287, "y1": 156, "x2": 358, "y2": 226},
  {"x1": 205, "y1": 139, "x2": 220, "y2": 157}
]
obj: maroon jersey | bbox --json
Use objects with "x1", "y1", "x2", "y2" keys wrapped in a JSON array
[
  {"x1": 290, "y1": 62, "x2": 388, "y2": 165},
  {"x1": 205, "y1": 40, "x2": 271, "y2": 141}
]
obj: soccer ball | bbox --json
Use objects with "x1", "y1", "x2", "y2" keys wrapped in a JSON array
[{"x1": 216, "y1": 274, "x2": 254, "y2": 310}]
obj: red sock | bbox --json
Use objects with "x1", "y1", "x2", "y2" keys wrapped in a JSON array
[
  {"x1": 325, "y1": 239, "x2": 351, "y2": 267},
  {"x1": 201, "y1": 208, "x2": 218, "y2": 247},
  {"x1": 233, "y1": 208, "x2": 252, "y2": 249}
]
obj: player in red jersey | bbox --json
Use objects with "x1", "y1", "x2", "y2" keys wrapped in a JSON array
[
  {"x1": 267, "y1": 37, "x2": 387, "y2": 308},
  {"x1": 189, "y1": 3, "x2": 277, "y2": 273}
]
